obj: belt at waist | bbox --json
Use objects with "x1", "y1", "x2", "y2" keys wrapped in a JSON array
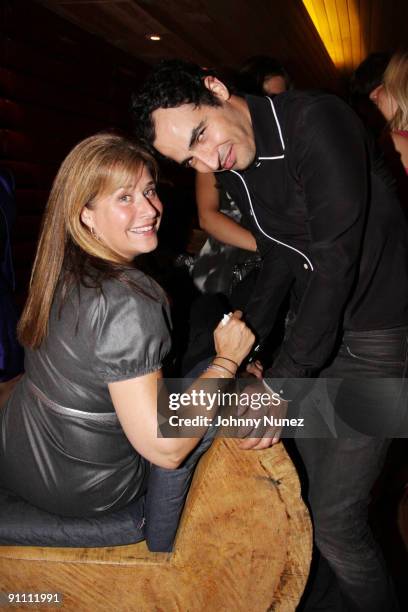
[{"x1": 26, "y1": 377, "x2": 119, "y2": 426}]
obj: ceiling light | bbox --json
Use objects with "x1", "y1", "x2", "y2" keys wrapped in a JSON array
[
  {"x1": 302, "y1": 0, "x2": 364, "y2": 72},
  {"x1": 148, "y1": 35, "x2": 161, "y2": 41}
]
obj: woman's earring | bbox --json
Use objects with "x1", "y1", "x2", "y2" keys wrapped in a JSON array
[{"x1": 90, "y1": 226, "x2": 100, "y2": 241}]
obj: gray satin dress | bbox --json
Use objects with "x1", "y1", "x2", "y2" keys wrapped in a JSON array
[{"x1": 0, "y1": 269, "x2": 172, "y2": 517}]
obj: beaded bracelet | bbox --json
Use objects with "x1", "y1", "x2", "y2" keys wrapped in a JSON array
[{"x1": 215, "y1": 356, "x2": 239, "y2": 368}]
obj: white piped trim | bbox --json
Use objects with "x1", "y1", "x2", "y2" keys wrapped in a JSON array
[
  {"x1": 266, "y1": 96, "x2": 285, "y2": 151},
  {"x1": 258, "y1": 155, "x2": 285, "y2": 160},
  {"x1": 230, "y1": 170, "x2": 314, "y2": 271}
]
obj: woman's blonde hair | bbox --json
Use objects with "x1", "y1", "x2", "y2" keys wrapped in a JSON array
[
  {"x1": 18, "y1": 132, "x2": 157, "y2": 349},
  {"x1": 383, "y1": 51, "x2": 408, "y2": 131}
]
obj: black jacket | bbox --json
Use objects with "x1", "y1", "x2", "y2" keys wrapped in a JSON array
[{"x1": 217, "y1": 92, "x2": 408, "y2": 385}]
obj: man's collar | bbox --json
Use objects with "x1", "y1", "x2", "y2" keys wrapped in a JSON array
[{"x1": 244, "y1": 94, "x2": 285, "y2": 167}]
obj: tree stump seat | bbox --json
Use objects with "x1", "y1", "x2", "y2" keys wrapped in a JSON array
[{"x1": 0, "y1": 439, "x2": 312, "y2": 611}]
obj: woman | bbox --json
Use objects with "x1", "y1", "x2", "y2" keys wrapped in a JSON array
[
  {"x1": 0, "y1": 133, "x2": 255, "y2": 518},
  {"x1": 370, "y1": 51, "x2": 408, "y2": 174}
]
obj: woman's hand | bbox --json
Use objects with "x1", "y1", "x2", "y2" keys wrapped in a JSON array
[{"x1": 213, "y1": 310, "x2": 255, "y2": 367}]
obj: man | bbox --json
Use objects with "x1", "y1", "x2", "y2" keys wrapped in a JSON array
[{"x1": 132, "y1": 60, "x2": 408, "y2": 611}]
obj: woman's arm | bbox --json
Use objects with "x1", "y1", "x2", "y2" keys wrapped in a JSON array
[
  {"x1": 109, "y1": 311, "x2": 255, "y2": 469},
  {"x1": 196, "y1": 172, "x2": 257, "y2": 251}
]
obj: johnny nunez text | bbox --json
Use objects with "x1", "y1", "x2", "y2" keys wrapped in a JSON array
[{"x1": 167, "y1": 415, "x2": 305, "y2": 428}]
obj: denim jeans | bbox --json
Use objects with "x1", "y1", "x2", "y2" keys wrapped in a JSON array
[
  {"x1": 295, "y1": 326, "x2": 408, "y2": 611},
  {"x1": 143, "y1": 358, "x2": 218, "y2": 552}
]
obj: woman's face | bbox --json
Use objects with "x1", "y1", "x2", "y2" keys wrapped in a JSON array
[
  {"x1": 369, "y1": 84, "x2": 398, "y2": 122},
  {"x1": 81, "y1": 165, "x2": 162, "y2": 261}
]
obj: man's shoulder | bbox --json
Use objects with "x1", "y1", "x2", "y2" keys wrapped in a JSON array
[
  {"x1": 274, "y1": 90, "x2": 360, "y2": 146},
  {"x1": 274, "y1": 89, "x2": 345, "y2": 117}
]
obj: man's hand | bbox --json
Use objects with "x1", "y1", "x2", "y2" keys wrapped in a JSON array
[
  {"x1": 245, "y1": 359, "x2": 263, "y2": 379},
  {"x1": 238, "y1": 380, "x2": 288, "y2": 450}
]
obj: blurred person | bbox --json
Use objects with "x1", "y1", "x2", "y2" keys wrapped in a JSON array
[
  {"x1": 349, "y1": 52, "x2": 391, "y2": 137},
  {"x1": 370, "y1": 51, "x2": 408, "y2": 174},
  {"x1": 239, "y1": 54, "x2": 292, "y2": 96},
  {"x1": 350, "y1": 53, "x2": 390, "y2": 102}
]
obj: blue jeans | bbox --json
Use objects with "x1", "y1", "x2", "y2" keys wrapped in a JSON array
[
  {"x1": 145, "y1": 359, "x2": 217, "y2": 552},
  {"x1": 296, "y1": 326, "x2": 408, "y2": 611}
]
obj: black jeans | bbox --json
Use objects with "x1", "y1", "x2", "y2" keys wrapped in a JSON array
[{"x1": 295, "y1": 326, "x2": 408, "y2": 611}]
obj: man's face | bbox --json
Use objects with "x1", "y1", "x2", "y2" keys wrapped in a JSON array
[{"x1": 152, "y1": 80, "x2": 256, "y2": 173}]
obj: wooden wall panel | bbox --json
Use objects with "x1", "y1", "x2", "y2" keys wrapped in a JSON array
[
  {"x1": 0, "y1": 100, "x2": 104, "y2": 137},
  {"x1": 0, "y1": 67, "x2": 117, "y2": 120},
  {"x1": 38, "y1": 0, "x2": 342, "y2": 91},
  {"x1": 303, "y1": 0, "x2": 408, "y2": 75},
  {"x1": 0, "y1": 0, "x2": 149, "y2": 305}
]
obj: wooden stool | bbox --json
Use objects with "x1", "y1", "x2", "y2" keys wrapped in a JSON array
[{"x1": 0, "y1": 439, "x2": 312, "y2": 611}]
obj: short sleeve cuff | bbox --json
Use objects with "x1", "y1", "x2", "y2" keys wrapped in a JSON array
[{"x1": 99, "y1": 363, "x2": 163, "y2": 383}]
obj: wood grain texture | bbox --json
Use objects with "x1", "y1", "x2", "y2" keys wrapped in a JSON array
[
  {"x1": 36, "y1": 0, "x2": 341, "y2": 90},
  {"x1": 0, "y1": 439, "x2": 312, "y2": 611}
]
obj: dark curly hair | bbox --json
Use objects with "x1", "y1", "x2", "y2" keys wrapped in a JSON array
[{"x1": 131, "y1": 59, "x2": 222, "y2": 152}]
